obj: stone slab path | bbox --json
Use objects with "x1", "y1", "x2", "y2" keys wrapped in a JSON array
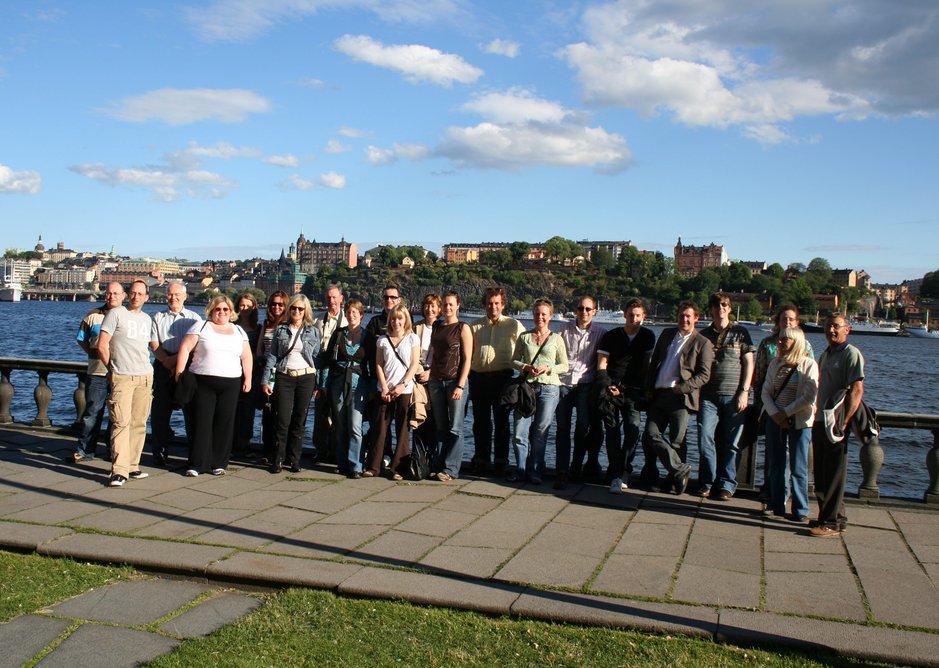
[{"x1": 2, "y1": 429, "x2": 939, "y2": 666}]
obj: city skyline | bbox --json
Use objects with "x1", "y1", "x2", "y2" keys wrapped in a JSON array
[{"x1": 2, "y1": 1, "x2": 938, "y2": 284}]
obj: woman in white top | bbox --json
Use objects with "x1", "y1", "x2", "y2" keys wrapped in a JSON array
[
  {"x1": 366, "y1": 304, "x2": 420, "y2": 479},
  {"x1": 175, "y1": 295, "x2": 252, "y2": 477},
  {"x1": 760, "y1": 326, "x2": 819, "y2": 522}
]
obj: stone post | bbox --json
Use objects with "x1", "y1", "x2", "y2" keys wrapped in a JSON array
[
  {"x1": 926, "y1": 429, "x2": 939, "y2": 504},
  {"x1": 31, "y1": 370, "x2": 52, "y2": 428},
  {"x1": 0, "y1": 368, "x2": 12, "y2": 424},
  {"x1": 858, "y1": 435, "x2": 883, "y2": 500}
]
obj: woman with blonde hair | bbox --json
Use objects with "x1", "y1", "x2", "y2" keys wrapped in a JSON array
[
  {"x1": 760, "y1": 326, "x2": 818, "y2": 522},
  {"x1": 263, "y1": 293, "x2": 321, "y2": 473},
  {"x1": 176, "y1": 294, "x2": 252, "y2": 476},
  {"x1": 367, "y1": 303, "x2": 420, "y2": 479}
]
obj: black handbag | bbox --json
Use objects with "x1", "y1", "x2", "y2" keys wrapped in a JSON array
[
  {"x1": 403, "y1": 430, "x2": 432, "y2": 481},
  {"x1": 173, "y1": 369, "x2": 197, "y2": 406}
]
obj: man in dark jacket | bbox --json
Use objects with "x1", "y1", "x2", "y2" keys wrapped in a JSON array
[{"x1": 642, "y1": 301, "x2": 714, "y2": 494}]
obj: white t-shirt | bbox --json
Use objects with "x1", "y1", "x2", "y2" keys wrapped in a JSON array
[
  {"x1": 377, "y1": 333, "x2": 419, "y2": 394},
  {"x1": 188, "y1": 322, "x2": 248, "y2": 378}
]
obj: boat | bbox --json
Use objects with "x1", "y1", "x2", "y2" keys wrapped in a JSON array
[
  {"x1": 802, "y1": 314, "x2": 899, "y2": 337},
  {"x1": 591, "y1": 309, "x2": 625, "y2": 325},
  {"x1": 907, "y1": 310, "x2": 939, "y2": 339},
  {"x1": 0, "y1": 276, "x2": 22, "y2": 302}
]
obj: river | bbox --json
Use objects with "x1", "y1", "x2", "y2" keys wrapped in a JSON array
[{"x1": 1, "y1": 300, "x2": 937, "y2": 499}]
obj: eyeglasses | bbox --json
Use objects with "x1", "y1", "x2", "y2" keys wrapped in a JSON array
[
  {"x1": 383, "y1": 294, "x2": 400, "y2": 300},
  {"x1": 214, "y1": 307, "x2": 230, "y2": 313},
  {"x1": 576, "y1": 307, "x2": 594, "y2": 312},
  {"x1": 290, "y1": 306, "x2": 305, "y2": 312},
  {"x1": 270, "y1": 303, "x2": 285, "y2": 308}
]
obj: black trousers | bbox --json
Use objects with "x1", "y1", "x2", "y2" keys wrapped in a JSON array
[
  {"x1": 273, "y1": 372, "x2": 317, "y2": 467},
  {"x1": 151, "y1": 362, "x2": 194, "y2": 456},
  {"x1": 469, "y1": 370, "x2": 513, "y2": 467},
  {"x1": 812, "y1": 423, "x2": 849, "y2": 528},
  {"x1": 189, "y1": 374, "x2": 240, "y2": 473}
]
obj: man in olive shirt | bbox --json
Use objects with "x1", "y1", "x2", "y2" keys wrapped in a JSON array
[{"x1": 469, "y1": 286, "x2": 525, "y2": 475}]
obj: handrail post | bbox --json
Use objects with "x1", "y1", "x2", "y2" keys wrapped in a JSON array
[
  {"x1": 0, "y1": 368, "x2": 13, "y2": 424},
  {"x1": 31, "y1": 370, "x2": 52, "y2": 428},
  {"x1": 926, "y1": 428, "x2": 939, "y2": 504},
  {"x1": 858, "y1": 434, "x2": 883, "y2": 499}
]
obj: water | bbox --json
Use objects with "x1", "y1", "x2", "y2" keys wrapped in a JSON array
[{"x1": 1, "y1": 301, "x2": 937, "y2": 499}]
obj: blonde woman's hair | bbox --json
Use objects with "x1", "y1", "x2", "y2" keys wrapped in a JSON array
[
  {"x1": 387, "y1": 303, "x2": 413, "y2": 334},
  {"x1": 287, "y1": 294, "x2": 314, "y2": 328},
  {"x1": 778, "y1": 327, "x2": 807, "y2": 366},
  {"x1": 205, "y1": 295, "x2": 235, "y2": 321}
]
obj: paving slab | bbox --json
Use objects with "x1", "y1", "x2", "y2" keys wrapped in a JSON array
[
  {"x1": 133, "y1": 506, "x2": 255, "y2": 540},
  {"x1": 68, "y1": 500, "x2": 177, "y2": 532},
  {"x1": 208, "y1": 489, "x2": 304, "y2": 511},
  {"x1": 498, "y1": 493, "x2": 568, "y2": 513},
  {"x1": 718, "y1": 609, "x2": 939, "y2": 667},
  {"x1": 158, "y1": 591, "x2": 263, "y2": 637},
  {"x1": 682, "y1": 532, "x2": 761, "y2": 575},
  {"x1": 444, "y1": 509, "x2": 555, "y2": 550},
  {"x1": 419, "y1": 544, "x2": 514, "y2": 579},
  {"x1": 34, "y1": 623, "x2": 179, "y2": 668},
  {"x1": 0, "y1": 615, "x2": 71, "y2": 668},
  {"x1": 280, "y1": 484, "x2": 378, "y2": 514},
  {"x1": 614, "y1": 520, "x2": 689, "y2": 556},
  {"x1": 512, "y1": 590, "x2": 718, "y2": 638},
  {"x1": 49, "y1": 579, "x2": 211, "y2": 625},
  {"x1": 318, "y1": 500, "x2": 427, "y2": 525},
  {"x1": 144, "y1": 486, "x2": 226, "y2": 511},
  {"x1": 38, "y1": 533, "x2": 235, "y2": 575},
  {"x1": 366, "y1": 483, "x2": 455, "y2": 503},
  {"x1": 672, "y1": 563, "x2": 761, "y2": 608},
  {"x1": 395, "y1": 507, "x2": 478, "y2": 537},
  {"x1": 206, "y1": 551, "x2": 363, "y2": 589},
  {"x1": 764, "y1": 526, "x2": 845, "y2": 554},
  {"x1": 765, "y1": 571, "x2": 866, "y2": 620},
  {"x1": 338, "y1": 566, "x2": 523, "y2": 615},
  {"x1": 261, "y1": 522, "x2": 387, "y2": 559},
  {"x1": 0, "y1": 520, "x2": 73, "y2": 550},
  {"x1": 552, "y1": 502, "x2": 631, "y2": 532},
  {"x1": 457, "y1": 479, "x2": 516, "y2": 498},
  {"x1": 433, "y1": 492, "x2": 503, "y2": 515},
  {"x1": 763, "y1": 551, "x2": 850, "y2": 573},
  {"x1": 349, "y1": 529, "x2": 443, "y2": 565},
  {"x1": 591, "y1": 553, "x2": 677, "y2": 599}
]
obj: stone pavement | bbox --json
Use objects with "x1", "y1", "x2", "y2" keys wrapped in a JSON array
[{"x1": 2, "y1": 428, "x2": 939, "y2": 666}]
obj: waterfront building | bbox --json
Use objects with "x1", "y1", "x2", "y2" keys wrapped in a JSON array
[
  {"x1": 292, "y1": 233, "x2": 357, "y2": 272},
  {"x1": 33, "y1": 267, "x2": 96, "y2": 290},
  {"x1": 0, "y1": 258, "x2": 39, "y2": 286},
  {"x1": 673, "y1": 237, "x2": 728, "y2": 277},
  {"x1": 100, "y1": 257, "x2": 182, "y2": 287}
]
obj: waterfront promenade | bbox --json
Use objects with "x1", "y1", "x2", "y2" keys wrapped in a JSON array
[{"x1": 2, "y1": 427, "x2": 939, "y2": 666}]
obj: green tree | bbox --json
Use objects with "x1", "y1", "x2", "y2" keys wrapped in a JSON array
[
  {"x1": 509, "y1": 242, "x2": 530, "y2": 263},
  {"x1": 726, "y1": 262, "x2": 753, "y2": 292},
  {"x1": 921, "y1": 269, "x2": 939, "y2": 298},
  {"x1": 480, "y1": 249, "x2": 512, "y2": 268},
  {"x1": 590, "y1": 248, "x2": 614, "y2": 270}
]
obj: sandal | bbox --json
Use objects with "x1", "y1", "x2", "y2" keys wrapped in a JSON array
[
  {"x1": 362, "y1": 470, "x2": 377, "y2": 478},
  {"x1": 391, "y1": 472, "x2": 403, "y2": 481},
  {"x1": 436, "y1": 472, "x2": 453, "y2": 482}
]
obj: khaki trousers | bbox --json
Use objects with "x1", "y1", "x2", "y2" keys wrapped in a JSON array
[{"x1": 109, "y1": 373, "x2": 153, "y2": 477}]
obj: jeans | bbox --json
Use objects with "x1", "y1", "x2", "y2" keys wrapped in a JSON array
[
  {"x1": 512, "y1": 384, "x2": 560, "y2": 479},
  {"x1": 331, "y1": 376, "x2": 366, "y2": 475},
  {"x1": 555, "y1": 383, "x2": 592, "y2": 475},
  {"x1": 604, "y1": 389, "x2": 643, "y2": 481},
  {"x1": 643, "y1": 390, "x2": 689, "y2": 474},
  {"x1": 76, "y1": 374, "x2": 109, "y2": 458},
  {"x1": 273, "y1": 372, "x2": 317, "y2": 468},
  {"x1": 697, "y1": 393, "x2": 746, "y2": 494},
  {"x1": 469, "y1": 370, "x2": 512, "y2": 467},
  {"x1": 429, "y1": 378, "x2": 468, "y2": 477},
  {"x1": 765, "y1": 422, "x2": 810, "y2": 518}
]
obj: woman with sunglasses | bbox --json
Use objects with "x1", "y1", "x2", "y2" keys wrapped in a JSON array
[
  {"x1": 262, "y1": 294, "x2": 321, "y2": 473},
  {"x1": 256, "y1": 291, "x2": 289, "y2": 465},
  {"x1": 175, "y1": 295, "x2": 252, "y2": 476}
]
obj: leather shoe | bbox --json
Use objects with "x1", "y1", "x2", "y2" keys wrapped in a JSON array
[
  {"x1": 673, "y1": 464, "x2": 691, "y2": 495},
  {"x1": 713, "y1": 489, "x2": 733, "y2": 501},
  {"x1": 270, "y1": 462, "x2": 283, "y2": 474}
]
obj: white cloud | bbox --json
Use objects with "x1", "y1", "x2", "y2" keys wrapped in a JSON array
[
  {"x1": 177, "y1": 141, "x2": 262, "y2": 160},
  {"x1": 105, "y1": 88, "x2": 271, "y2": 125},
  {"x1": 559, "y1": 0, "x2": 937, "y2": 141},
  {"x1": 439, "y1": 89, "x2": 630, "y2": 173},
  {"x1": 70, "y1": 162, "x2": 235, "y2": 202},
  {"x1": 324, "y1": 139, "x2": 350, "y2": 154},
  {"x1": 338, "y1": 126, "x2": 366, "y2": 138},
  {"x1": 264, "y1": 154, "x2": 300, "y2": 167},
  {"x1": 284, "y1": 174, "x2": 316, "y2": 191},
  {"x1": 334, "y1": 34, "x2": 482, "y2": 86},
  {"x1": 0, "y1": 164, "x2": 42, "y2": 194},
  {"x1": 365, "y1": 143, "x2": 430, "y2": 165},
  {"x1": 319, "y1": 171, "x2": 346, "y2": 189},
  {"x1": 186, "y1": 0, "x2": 468, "y2": 42},
  {"x1": 482, "y1": 38, "x2": 520, "y2": 58}
]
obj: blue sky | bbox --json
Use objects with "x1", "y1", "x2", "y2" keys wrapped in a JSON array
[{"x1": 1, "y1": 1, "x2": 937, "y2": 284}]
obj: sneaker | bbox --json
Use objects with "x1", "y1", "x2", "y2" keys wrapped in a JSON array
[
  {"x1": 211, "y1": 468, "x2": 226, "y2": 476},
  {"x1": 109, "y1": 474, "x2": 127, "y2": 487},
  {"x1": 809, "y1": 525, "x2": 842, "y2": 538},
  {"x1": 609, "y1": 478, "x2": 627, "y2": 494},
  {"x1": 185, "y1": 469, "x2": 199, "y2": 477},
  {"x1": 128, "y1": 470, "x2": 149, "y2": 480}
]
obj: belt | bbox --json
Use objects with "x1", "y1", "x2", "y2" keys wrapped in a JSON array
[{"x1": 282, "y1": 367, "x2": 316, "y2": 377}]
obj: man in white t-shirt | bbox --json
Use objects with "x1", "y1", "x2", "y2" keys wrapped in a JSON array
[{"x1": 98, "y1": 280, "x2": 154, "y2": 487}]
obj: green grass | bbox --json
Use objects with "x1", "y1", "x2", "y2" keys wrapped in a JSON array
[
  {"x1": 151, "y1": 589, "x2": 883, "y2": 668},
  {"x1": 0, "y1": 549, "x2": 131, "y2": 622}
]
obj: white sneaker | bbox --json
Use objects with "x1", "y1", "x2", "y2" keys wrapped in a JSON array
[
  {"x1": 609, "y1": 477, "x2": 627, "y2": 494},
  {"x1": 128, "y1": 470, "x2": 149, "y2": 480},
  {"x1": 185, "y1": 469, "x2": 199, "y2": 477},
  {"x1": 211, "y1": 468, "x2": 226, "y2": 476}
]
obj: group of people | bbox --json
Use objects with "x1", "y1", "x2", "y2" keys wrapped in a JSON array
[{"x1": 72, "y1": 282, "x2": 866, "y2": 537}]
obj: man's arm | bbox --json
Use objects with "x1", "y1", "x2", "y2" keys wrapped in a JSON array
[
  {"x1": 736, "y1": 351, "x2": 755, "y2": 412},
  {"x1": 97, "y1": 331, "x2": 112, "y2": 369},
  {"x1": 843, "y1": 378, "x2": 864, "y2": 425}
]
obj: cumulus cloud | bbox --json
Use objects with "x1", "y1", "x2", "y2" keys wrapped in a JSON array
[
  {"x1": 319, "y1": 171, "x2": 346, "y2": 189},
  {"x1": 0, "y1": 164, "x2": 42, "y2": 194},
  {"x1": 284, "y1": 174, "x2": 316, "y2": 191},
  {"x1": 482, "y1": 38, "x2": 520, "y2": 58},
  {"x1": 105, "y1": 88, "x2": 271, "y2": 125},
  {"x1": 324, "y1": 139, "x2": 350, "y2": 154},
  {"x1": 438, "y1": 89, "x2": 631, "y2": 173},
  {"x1": 334, "y1": 34, "x2": 482, "y2": 86},
  {"x1": 186, "y1": 0, "x2": 468, "y2": 42},
  {"x1": 70, "y1": 162, "x2": 235, "y2": 203},
  {"x1": 338, "y1": 126, "x2": 366, "y2": 138},
  {"x1": 560, "y1": 0, "x2": 934, "y2": 142},
  {"x1": 264, "y1": 154, "x2": 300, "y2": 167},
  {"x1": 365, "y1": 143, "x2": 430, "y2": 165}
]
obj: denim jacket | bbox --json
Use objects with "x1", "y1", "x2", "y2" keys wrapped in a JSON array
[{"x1": 263, "y1": 323, "x2": 321, "y2": 381}]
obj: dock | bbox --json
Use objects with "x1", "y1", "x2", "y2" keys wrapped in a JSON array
[{"x1": 2, "y1": 427, "x2": 939, "y2": 666}]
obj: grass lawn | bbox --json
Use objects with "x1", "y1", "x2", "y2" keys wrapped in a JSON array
[{"x1": 0, "y1": 550, "x2": 887, "y2": 667}]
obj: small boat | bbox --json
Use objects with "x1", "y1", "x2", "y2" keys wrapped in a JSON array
[
  {"x1": 0, "y1": 275, "x2": 22, "y2": 302},
  {"x1": 591, "y1": 309, "x2": 626, "y2": 325},
  {"x1": 908, "y1": 310, "x2": 939, "y2": 339},
  {"x1": 846, "y1": 319, "x2": 900, "y2": 337}
]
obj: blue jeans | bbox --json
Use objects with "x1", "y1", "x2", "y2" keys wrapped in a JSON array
[
  {"x1": 429, "y1": 378, "x2": 468, "y2": 478},
  {"x1": 766, "y1": 422, "x2": 810, "y2": 518},
  {"x1": 331, "y1": 377, "x2": 366, "y2": 475},
  {"x1": 76, "y1": 374, "x2": 109, "y2": 458},
  {"x1": 697, "y1": 393, "x2": 746, "y2": 493},
  {"x1": 512, "y1": 384, "x2": 560, "y2": 479}
]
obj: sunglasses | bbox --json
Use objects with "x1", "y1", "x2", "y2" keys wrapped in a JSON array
[
  {"x1": 270, "y1": 303, "x2": 285, "y2": 308},
  {"x1": 576, "y1": 307, "x2": 594, "y2": 312},
  {"x1": 214, "y1": 307, "x2": 230, "y2": 313},
  {"x1": 383, "y1": 294, "x2": 400, "y2": 300},
  {"x1": 290, "y1": 306, "x2": 305, "y2": 312}
]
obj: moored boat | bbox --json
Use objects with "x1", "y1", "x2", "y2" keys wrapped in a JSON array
[{"x1": 0, "y1": 276, "x2": 22, "y2": 302}]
